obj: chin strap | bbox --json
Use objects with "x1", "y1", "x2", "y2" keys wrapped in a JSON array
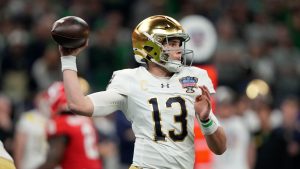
[
  {"x1": 164, "y1": 59, "x2": 183, "y2": 72},
  {"x1": 149, "y1": 57, "x2": 182, "y2": 73}
]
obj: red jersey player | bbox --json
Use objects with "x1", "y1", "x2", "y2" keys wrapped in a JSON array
[{"x1": 37, "y1": 82, "x2": 102, "y2": 169}]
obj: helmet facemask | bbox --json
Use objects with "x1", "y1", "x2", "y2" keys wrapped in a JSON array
[{"x1": 141, "y1": 32, "x2": 194, "y2": 73}]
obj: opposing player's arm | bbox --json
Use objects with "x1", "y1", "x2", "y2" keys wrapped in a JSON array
[{"x1": 37, "y1": 136, "x2": 68, "y2": 169}]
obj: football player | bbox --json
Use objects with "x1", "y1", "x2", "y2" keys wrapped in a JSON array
[
  {"x1": 59, "y1": 15, "x2": 226, "y2": 168},
  {"x1": 13, "y1": 91, "x2": 49, "y2": 169},
  {"x1": 37, "y1": 82, "x2": 102, "y2": 169}
]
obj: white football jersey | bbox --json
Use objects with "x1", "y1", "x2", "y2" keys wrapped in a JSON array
[
  {"x1": 16, "y1": 110, "x2": 48, "y2": 169},
  {"x1": 106, "y1": 66, "x2": 215, "y2": 169},
  {"x1": 212, "y1": 116, "x2": 250, "y2": 169}
]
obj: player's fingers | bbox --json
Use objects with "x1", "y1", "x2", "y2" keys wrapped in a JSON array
[
  {"x1": 203, "y1": 85, "x2": 209, "y2": 93},
  {"x1": 195, "y1": 95, "x2": 202, "y2": 102},
  {"x1": 196, "y1": 94, "x2": 209, "y2": 102},
  {"x1": 58, "y1": 45, "x2": 70, "y2": 56},
  {"x1": 196, "y1": 95, "x2": 208, "y2": 102},
  {"x1": 201, "y1": 86, "x2": 211, "y2": 100},
  {"x1": 80, "y1": 40, "x2": 89, "y2": 49},
  {"x1": 198, "y1": 86, "x2": 205, "y2": 95},
  {"x1": 201, "y1": 95, "x2": 211, "y2": 109},
  {"x1": 199, "y1": 86, "x2": 209, "y2": 99},
  {"x1": 201, "y1": 95, "x2": 209, "y2": 102}
]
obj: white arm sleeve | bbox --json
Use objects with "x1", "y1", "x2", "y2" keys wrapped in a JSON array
[{"x1": 88, "y1": 90, "x2": 127, "y2": 117}]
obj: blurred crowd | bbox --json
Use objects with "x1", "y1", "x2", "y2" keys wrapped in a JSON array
[{"x1": 0, "y1": 0, "x2": 300, "y2": 169}]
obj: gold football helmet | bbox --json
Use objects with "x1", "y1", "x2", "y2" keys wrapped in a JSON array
[{"x1": 132, "y1": 15, "x2": 193, "y2": 72}]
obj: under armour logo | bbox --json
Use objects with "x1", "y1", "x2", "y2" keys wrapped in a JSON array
[{"x1": 161, "y1": 83, "x2": 170, "y2": 88}]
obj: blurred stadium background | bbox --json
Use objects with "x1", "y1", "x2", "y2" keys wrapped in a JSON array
[{"x1": 0, "y1": 0, "x2": 299, "y2": 169}]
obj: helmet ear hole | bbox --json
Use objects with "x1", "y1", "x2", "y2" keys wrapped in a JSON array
[{"x1": 143, "y1": 46, "x2": 153, "y2": 52}]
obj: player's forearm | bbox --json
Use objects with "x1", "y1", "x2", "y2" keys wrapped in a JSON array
[
  {"x1": 37, "y1": 136, "x2": 67, "y2": 169},
  {"x1": 196, "y1": 110, "x2": 227, "y2": 154},
  {"x1": 204, "y1": 127, "x2": 227, "y2": 155},
  {"x1": 13, "y1": 132, "x2": 26, "y2": 169},
  {"x1": 37, "y1": 147, "x2": 62, "y2": 169},
  {"x1": 63, "y1": 70, "x2": 93, "y2": 116}
]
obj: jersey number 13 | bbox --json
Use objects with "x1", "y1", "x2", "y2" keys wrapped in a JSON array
[{"x1": 149, "y1": 96, "x2": 188, "y2": 142}]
